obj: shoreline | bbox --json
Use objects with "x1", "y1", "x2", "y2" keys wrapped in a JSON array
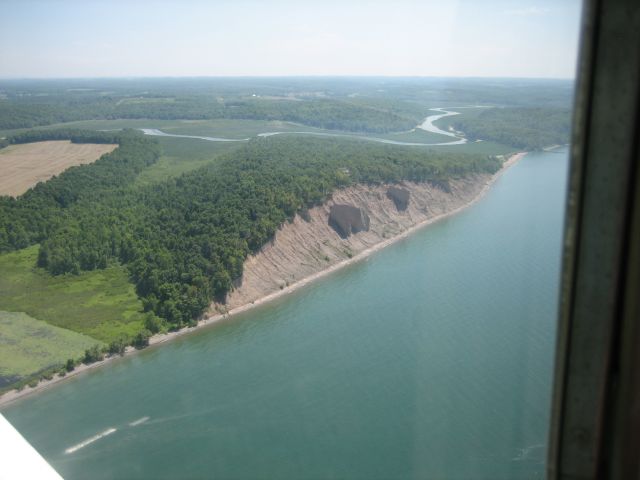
[{"x1": 0, "y1": 151, "x2": 527, "y2": 409}]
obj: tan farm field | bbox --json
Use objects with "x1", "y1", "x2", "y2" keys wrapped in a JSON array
[{"x1": 0, "y1": 140, "x2": 117, "y2": 197}]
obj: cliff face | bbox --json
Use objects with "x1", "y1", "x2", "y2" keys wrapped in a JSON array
[
  {"x1": 329, "y1": 204, "x2": 371, "y2": 237},
  {"x1": 386, "y1": 186, "x2": 411, "y2": 211},
  {"x1": 214, "y1": 175, "x2": 491, "y2": 311}
]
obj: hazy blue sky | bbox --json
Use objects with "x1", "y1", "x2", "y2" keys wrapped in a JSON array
[{"x1": 0, "y1": 0, "x2": 582, "y2": 78}]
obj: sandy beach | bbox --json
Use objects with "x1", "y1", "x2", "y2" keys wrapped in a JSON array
[{"x1": 0, "y1": 151, "x2": 527, "y2": 408}]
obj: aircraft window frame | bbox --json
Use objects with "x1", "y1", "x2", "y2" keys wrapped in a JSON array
[{"x1": 548, "y1": 0, "x2": 640, "y2": 478}]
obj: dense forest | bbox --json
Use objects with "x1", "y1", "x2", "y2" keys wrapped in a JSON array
[
  {"x1": 0, "y1": 129, "x2": 161, "y2": 251},
  {"x1": 0, "y1": 130, "x2": 501, "y2": 329},
  {"x1": 0, "y1": 96, "x2": 418, "y2": 133},
  {"x1": 0, "y1": 78, "x2": 575, "y2": 136},
  {"x1": 452, "y1": 107, "x2": 572, "y2": 150}
]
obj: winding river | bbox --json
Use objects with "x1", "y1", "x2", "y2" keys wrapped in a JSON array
[
  {"x1": 140, "y1": 107, "x2": 473, "y2": 147},
  {"x1": 417, "y1": 107, "x2": 463, "y2": 137}
]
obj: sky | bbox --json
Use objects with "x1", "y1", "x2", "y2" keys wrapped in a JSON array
[{"x1": 0, "y1": 0, "x2": 583, "y2": 79}]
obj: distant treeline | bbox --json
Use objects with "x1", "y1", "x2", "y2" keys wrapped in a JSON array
[
  {"x1": 0, "y1": 127, "x2": 123, "y2": 149},
  {"x1": 0, "y1": 97, "x2": 419, "y2": 133},
  {"x1": 0, "y1": 131, "x2": 500, "y2": 328},
  {"x1": 452, "y1": 107, "x2": 572, "y2": 150}
]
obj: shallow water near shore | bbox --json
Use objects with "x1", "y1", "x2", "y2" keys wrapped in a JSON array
[{"x1": 2, "y1": 149, "x2": 568, "y2": 480}]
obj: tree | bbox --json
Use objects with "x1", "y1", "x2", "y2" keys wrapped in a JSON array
[
  {"x1": 108, "y1": 338, "x2": 127, "y2": 356},
  {"x1": 143, "y1": 312, "x2": 164, "y2": 334},
  {"x1": 83, "y1": 345, "x2": 104, "y2": 364},
  {"x1": 65, "y1": 358, "x2": 76, "y2": 372},
  {"x1": 133, "y1": 329, "x2": 152, "y2": 349}
]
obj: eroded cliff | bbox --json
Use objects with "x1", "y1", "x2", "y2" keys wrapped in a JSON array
[{"x1": 214, "y1": 174, "x2": 492, "y2": 311}]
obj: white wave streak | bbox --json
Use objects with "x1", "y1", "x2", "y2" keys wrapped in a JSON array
[
  {"x1": 65, "y1": 428, "x2": 117, "y2": 454},
  {"x1": 128, "y1": 416, "x2": 150, "y2": 427},
  {"x1": 512, "y1": 443, "x2": 546, "y2": 461}
]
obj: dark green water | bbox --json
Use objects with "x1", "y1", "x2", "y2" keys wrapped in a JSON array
[{"x1": 2, "y1": 149, "x2": 568, "y2": 480}]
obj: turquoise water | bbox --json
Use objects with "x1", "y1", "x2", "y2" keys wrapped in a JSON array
[{"x1": 2, "y1": 149, "x2": 568, "y2": 480}]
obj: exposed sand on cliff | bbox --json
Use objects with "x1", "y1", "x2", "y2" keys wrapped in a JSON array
[
  {"x1": 219, "y1": 177, "x2": 489, "y2": 309},
  {"x1": 0, "y1": 152, "x2": 526, "y2": 408},
  {"x1": 210, "y1": 152, "x2": 527, "y2": 315}
]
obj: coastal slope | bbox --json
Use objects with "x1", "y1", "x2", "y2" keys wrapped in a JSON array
[
  {"x1": 217, "y1": 152, "x2": 525, "y2": 312},
  {"x1": 0, "y1": 153, "x2": 524, "y2": 407},
  {"x1": 218, "y1": 175, "x2": 490, "y2": 311}
]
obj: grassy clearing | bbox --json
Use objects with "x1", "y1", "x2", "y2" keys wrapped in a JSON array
[
  {"x1": 155, "y1": 135, "x2": 241, "y2": 158},
  {"x1": 0, "y1": 118, "x2": 323, "y2": 140},
  {"x1": 149, "y1": 121, "x2": 513, "y2": 155},
  {"x1": 430, "y1": 107, "x2": 491, "y2": 132},
  {"x1": 2, "y1": 117, "x2": 417, "y2": 141},
  {"x1": 0, "y1": 311, "x2": 98, "y2": 387},
  {"x1": 374, "y1": 128, "x2": 454, "y2": 143},
  {"x1": 0, "y1": 119, "x2": 195, "y2": 139},
  {"x1": 134, "y1": 155, "x2": 215, "y2": 186},
  {"x1": 0, "y1": 246, "x2": 146, "y2": 342},
  {"x1": 0, "y1": 119, "x2": 189, "y2": 138},
  {"x1": 155, "y1": 118, "x2": 329, "y2": 138},
  {"x1": 134, "y1": 137, "x2": 241, "y2": 186}
]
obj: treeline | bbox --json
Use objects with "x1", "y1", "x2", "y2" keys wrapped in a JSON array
[
  {"x1": 23, "y1": 136, "x2": 501, "y2": 327},
  {"x1": 0, "y1": 127, "x2": 124, "y2": 149},
  {"x1": 221, "y1": 98, "x2": 419, "y2": 132},
  {"x1": 0, "y1": 129, "x2": 161, "y2": 252},
  {"x1": 452, "y1": 107, "x2": 572, "y2": 150},
  {"x1": 0, "y1": 96, "x2": 418, "y2": 133}
]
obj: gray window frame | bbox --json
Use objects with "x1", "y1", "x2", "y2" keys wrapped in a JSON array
[{"x1": 548, "y1": 0, "x2": 640, "y2": 478}]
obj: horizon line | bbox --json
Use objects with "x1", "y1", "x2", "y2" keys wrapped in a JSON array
[{"x1": 0, "y1": 74, "x2": 575, "y2": 81}]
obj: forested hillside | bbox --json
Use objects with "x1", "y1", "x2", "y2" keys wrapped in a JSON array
[
  {"x1": 0, "y1": 78, "x2": 575, "y2": 392},
  {"x1": 452, "y1": 107, "x2": 571, "y2": 150},
  {"x1": 0, "y1": 129, "x2": 161, "y2": 251},
  {"x1": 1, "y1": 131, "x2": 501, "y2": 329}
]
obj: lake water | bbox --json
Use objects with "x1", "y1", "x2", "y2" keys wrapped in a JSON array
[{"x1": 1, "y1": 149, "x2": 569, "y2": 480}]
